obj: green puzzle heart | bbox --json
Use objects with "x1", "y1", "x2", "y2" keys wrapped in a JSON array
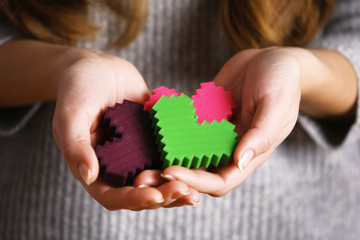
[{"x1": 150, "y1": 94, "x2": 238, "y2": 169}]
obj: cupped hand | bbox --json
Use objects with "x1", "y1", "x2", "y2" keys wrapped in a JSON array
[
  {"x1": 144, "y1": 47, "x2": 303, "y2": 198},
  {"x1": 52, "y1": 49, "x2": 199, "y2": 210}
]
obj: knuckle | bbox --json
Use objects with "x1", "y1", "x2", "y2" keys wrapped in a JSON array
[
  {"x1": 61, "y1": 143, "x2": 73, "y2": 164},
  {"x1": 251, "y1": 127, "x2": 272, "y2": 156},
  {"x1": 260, "y1": 134, "x2": 272, "y2": 154}
]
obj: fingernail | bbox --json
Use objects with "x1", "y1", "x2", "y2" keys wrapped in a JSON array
[
  {"x1": 188, "y1": 200, "x2": 199, "y2": 208},
  {"x1": 160, "y1": 173, "x2": 176, "y2": 181},
  {"x1": 137, "y1": 184, "x2": 149, "y2": 188},
  {"x1": 79, "y1": 162, "x2": 91, "y2": 185},
  {"x1": 145, "y1": 197, "x2": 164, "y2": 206},
  {"x1": 172, "y1": 191, "x2": 190, "y2": 199},
  {"x1": 154, "y1": 198, "x2": 164, "y2": 204},
  {"x1": 238, "y1": 149, "x2": 254, "y2": 172},
  {"x1": 182, "y1": 191, "x2": 190, "y2": 196}
]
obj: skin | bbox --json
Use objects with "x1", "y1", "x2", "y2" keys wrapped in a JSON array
[
  {"x1": 0, "y1": 40, "x2": 200, "y2": 210},
  {"x1": 136, "y1": 47, "x2": 358, "y2": 199},
  {"x1": 0, "y1": 40, "x2": 357, "y2": 210}
]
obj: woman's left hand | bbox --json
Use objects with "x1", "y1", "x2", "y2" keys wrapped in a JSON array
[{"x1": 136, "y1": 47, "x2": 303, "y2": 198}]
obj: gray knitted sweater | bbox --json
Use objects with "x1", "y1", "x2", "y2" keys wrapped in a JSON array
[{"x1": 1, "y1": 0, "x2": 360, "y2": 239}]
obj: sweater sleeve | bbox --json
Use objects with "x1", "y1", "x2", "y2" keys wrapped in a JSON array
[
  {"x1": 298, "y1": 0, "x2": 360, "y2": 148},
  {"x1": 0, "y1": 21, "x2": 41, "y2": 136}
]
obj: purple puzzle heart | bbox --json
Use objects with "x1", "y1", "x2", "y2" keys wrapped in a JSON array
[{"x1": 95, "y1": 100, "x2": 159, "y2": 187}]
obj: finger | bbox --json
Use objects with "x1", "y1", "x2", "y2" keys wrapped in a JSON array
[
  {"x1": 84, "y1": 179, "x2": 164, "y2": 210},
  {"x1": 163, "y1": 187, "x2": 201, "y2": 208},
  {"x1": 234, "y1": 98, "x2": 296, "y2": 172},
  {"x1": 130, "y1": 206, "x2": 161, "y2": 211},
  {"x1": 162, "y1": 165, "x2": 231, "y2": 197},
  {"x1": 156, "y1": 180, "x2": 190, "y2": 206},
  {"x1": 234, "y1": 102, "x2": 254, "y2": 138},
  {"x1": 133, "y1": 170, "x2": 167, "y2": 187},
  {"x1": 54, "y1": 109, "x2": 99, "y2": 185}
]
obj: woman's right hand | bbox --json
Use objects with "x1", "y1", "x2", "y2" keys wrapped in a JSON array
[{"x1": 52, "y1": 49, "x2": 200, "y2": 210}]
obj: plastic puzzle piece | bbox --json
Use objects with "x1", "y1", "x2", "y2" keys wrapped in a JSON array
[
  {"x1": 144, "y1": 86, "x2": 182, "y2": 113},
  {"x1": 95, "y1": 100, "x2": 159, "y2": 187},
  {"x1": 191, "y1": 82, "x2": 237, "y2": 123},
  {"x1": 150, "y1": 94, "x2": 238, "y2": 168}
]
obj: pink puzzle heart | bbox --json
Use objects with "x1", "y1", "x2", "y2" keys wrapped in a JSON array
[
  {"x1": 192, "y1": 82, "x2": 236, "y2": 123},
  {"x1": 145, "y1": 82, "x2": 236, "y2": 123},
  {"x1": 143, "y1": 86, "x2": 182, "y2": 113}
]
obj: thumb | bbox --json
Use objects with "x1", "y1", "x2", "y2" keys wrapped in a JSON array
[
  {"x1": 233, "y1": 98, "x2": 292, "y2": 172},
  {"x1": 53, "y1": 110, "x2": 99, "y2": 185},
  {"x1": 233, "y1": 127, "x2": 272, "y2": 172}
]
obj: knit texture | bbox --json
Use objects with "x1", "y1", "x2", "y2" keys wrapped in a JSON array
[
  {"x1": 1, "y1": 0, "x2": 360, "y2": 239},
  {"x1": 95, "y1": 100, "x2": 159, "y2": 187}
]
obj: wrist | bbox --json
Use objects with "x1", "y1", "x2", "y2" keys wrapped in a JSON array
[
  {"x1": 288, "y1": 48, "x2": 325, "y2": 109},
  {"x1": 290, "y1": 47, "x2": 357, "y2": 119},
  {"x1": 54, "y1": 47, "x2": 105, "y2": 99}
]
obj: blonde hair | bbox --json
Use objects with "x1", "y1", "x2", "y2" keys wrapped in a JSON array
[
  {"x1": 219, "y1": 0, "x2": 334, "y2": 51},
  {"x1": 0, "y1": 0, "x2": 334, "y2": 50}
]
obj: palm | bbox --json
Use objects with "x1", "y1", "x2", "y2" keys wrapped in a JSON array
[
  {"x1": 53, "y1": 52, "x2": 198, "y2": 210},
  {"x1": 223, "y1": 48, "x2": 301, "y2": 142}
]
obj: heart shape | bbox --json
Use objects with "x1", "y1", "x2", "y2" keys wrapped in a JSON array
[
  {"x1": 144, "y1": 86, "x2": 182, "y2": 112},
  {"x1": 95, "y1": 100, "x2": 159, "y2": 187},
  {"x1": 191, "y1": 82, "x2": 237, "y2": 123},
  {"x1": 95, "y1": 82, "x2": 238, "y2": 186},
  {"x1": 150, "y1": 94, "x2": 238, "y2": 168}
]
